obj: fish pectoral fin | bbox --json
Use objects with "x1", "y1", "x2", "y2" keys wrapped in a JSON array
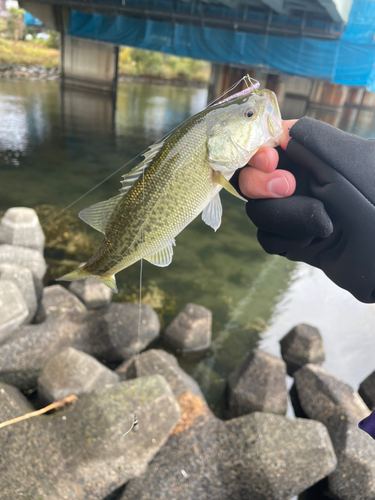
[
  {"x1": 144, "y1": 240, "x2": 176, "y2": 267},
  {"x1": 79, "y1": 195, "x2": 122, "y2": 234},
  {"x1": 202, "y1": 193, "x2": 222, "y2": 232},
  {"x1": 213, "y1": 171, "x2": 247, "y2": 202}
]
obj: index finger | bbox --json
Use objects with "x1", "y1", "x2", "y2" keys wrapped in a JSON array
[{"x1": 280, "y1": 119, "x2": 298, "y2": 150}]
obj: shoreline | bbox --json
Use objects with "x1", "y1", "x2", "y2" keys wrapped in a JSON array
[{"x1": 0, "y1": 64, "x2": 208, "y2": 88}]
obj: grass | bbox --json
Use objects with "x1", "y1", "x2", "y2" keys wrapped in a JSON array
[
  {"x1": 0, "y1": 36, "x2": 59, "y2": 68},
  {"x1": 118, "y1": 46, "x2": 210, "y2": 83},
  {"x1": 0, "y1": 33, "x2": 208, "y2": 82}
]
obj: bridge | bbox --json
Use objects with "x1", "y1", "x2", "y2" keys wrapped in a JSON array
[{"x1": 18, "y1": 0, "x2": 375, "y2": 102}]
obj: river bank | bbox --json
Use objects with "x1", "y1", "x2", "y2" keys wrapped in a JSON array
[{"x1": 0, "y1": 64, "x2": 207, "y2": 88}]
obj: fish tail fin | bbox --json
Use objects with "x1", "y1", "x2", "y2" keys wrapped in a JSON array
[{"x1": 57, "y1": 267, "x2": 118, "y2": 294}]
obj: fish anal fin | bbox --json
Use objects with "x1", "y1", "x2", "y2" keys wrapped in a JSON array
[
  {"x1": 202, "y1": 193, "x2": 222, "y2": 232},
  {"x1": 144, "y1": 240, "x2": 175, "y2": 267},
  {"x1": 213, "y1": 171, "x2": 247, "y2": 202},
  {"x1": 79, "y1": 195, "x2": 122, "y2": 234}
]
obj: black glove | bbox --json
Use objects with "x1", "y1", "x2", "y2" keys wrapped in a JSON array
[{"x1": 241, "y1": 117, "x2": 375, "y2": 303}]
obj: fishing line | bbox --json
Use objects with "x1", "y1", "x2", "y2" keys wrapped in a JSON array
[{"x1": 43, "y1": 75, "x2": 258, "y2": 227}]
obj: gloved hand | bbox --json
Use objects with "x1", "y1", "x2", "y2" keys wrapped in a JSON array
[{"x1": 240, "y1": 117, "x2": 375, "y2": 303}]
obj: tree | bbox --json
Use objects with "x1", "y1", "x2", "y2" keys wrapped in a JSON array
[{"x1": 7, "y1": 7, "x2": 25, "y2": 42}]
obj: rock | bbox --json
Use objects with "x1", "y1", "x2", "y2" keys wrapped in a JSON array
[
  {"x1": 38, "y1": 347, "x2": 120, "y2": 403},
  {"x1": 0, "y1": 381, "x2": 34, "y2": 422},
  {"x1": 0, "y1": 244, "x2": 47, "y2": 281},
  {"x1": 227, "y1": 349, "x2": 287, "y2": 417},
  {"x1": 280, "y1": 324, "x2": 325, "y2": 374},
  {"x1": 163, "y1": 303, "x2": 212, "y2": 355},
  {"x1": 34, "y1": 284, "x2": 86, "y2": 323},
  {"x1": 117, "y1": 349, "x2": 204, "y2": 398},
  {"x1": 0, "y1": 315, "x2": 89, "y2": 390},
  {"x1": 328, "y1": 419, "x2": 375, "y2": 500},
  {"x1": 0, "y1": 280, "x2": 29, "y2": 342},
  {"x1": 294, "y1": 364, "x2": 375, "y2": 500},
  {"x1": 123, "y1": 411, "x2": 336, "y2": 500},
  {"x1": 0, "y1": 207, "x2": 45, "y2": 253},
  {"x1": 0, "y1": 263, "x2": 38, "y2": 323},
  {"x1": 359, "y1": 370, "x2": 375, "y2": 410},
  {"x1": 0, "y1": 376, "x2": 181, "y2": 499},
  {"x1": 294, "y1": 364, "x2": 369, "y2": 426},
  {"x1": 0, "y1": 304, "x2": 160, "y2": 390},
  {"x1": 93, "y1": 303, "x2": 160, "y2": 362},
  {"x1": 69, "y1": 278, "x2": 113, "y2": 309}
]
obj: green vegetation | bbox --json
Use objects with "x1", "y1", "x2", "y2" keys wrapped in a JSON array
[
  {"x1": 0, "y1": 12, "x2": 208, "y2": 83},
  {"x1": 0, "y1": 36, "x2": 59, "y2": 67},
  {"x1": 119, "y1": 47, "x2": 210, "y2": 82},
  {"x1": 0, "y1": 15, "x2": 59, "y2": 68},
  {"x1": 6, "y1": 7, "x2": 25, "y2": 41}
]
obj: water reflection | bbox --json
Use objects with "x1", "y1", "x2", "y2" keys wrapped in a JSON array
[{"x1": 61, "y1": 87, "x2": 115, "y2": 136}]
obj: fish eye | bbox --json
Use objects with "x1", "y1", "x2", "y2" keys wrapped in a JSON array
[{"x1": 244, "y1": 108, "x2": 255, "y2": 119}]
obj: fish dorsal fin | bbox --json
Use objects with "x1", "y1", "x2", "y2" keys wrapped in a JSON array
[
  {"x1": 120, "y1": 141, "x2": 164, "y2": 195},
  {"x1": 202, "y1": 193, "x2": 222, "y2": 232},
  {"x1": 213, "y1": 171, "x2": 247, "y2": 202},
  {"x1": 144, "y1": 239, "x2": 176, "y2": 267},
  {"x1": 79, "y1": 195, "x2": 122, "y2": 234}
]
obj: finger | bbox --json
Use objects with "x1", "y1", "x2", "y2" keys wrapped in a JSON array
[
  {"x1": 248, "y1": 147, "x2": 279, "y2": 173},
  {"x1": 239, "y1": 167, "x2": 296, "y2": 199},
  {"x1": 280, "y1": 120, "x2": 298, "y2": 150}
]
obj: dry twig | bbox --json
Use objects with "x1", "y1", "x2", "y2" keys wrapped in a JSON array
[{"x1": 0, "y1": 394, "x2": 78, "y2": 430}]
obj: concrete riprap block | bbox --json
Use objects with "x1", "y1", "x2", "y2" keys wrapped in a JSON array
[
  {"x1": 227, "y1": 349, "x2": 288, "y2": 417},
  {"x1": 164, "y1": 303, "x2": 212, "y2": 355},
  {"x1": 0, "y1": 263, "x2": 38, "y2": 323},
  {"x1": 38, "y1": 347, "x2": 119, "y2": 402},
  {"x1": 0, "y1": 244, "x2": 47, "y2": 281},
  {"x1": 0, "y1": 280, "x2": 28, "y2": 341},
  {"x1": 0, "y1": 207, "x2": 45, "y2": 253},
  {"x1": 69, "y1": 278, "x2": 112, "y2": 309},
  {"x1": 34, "y1": 285, "x2": 87, "y2": 323}
]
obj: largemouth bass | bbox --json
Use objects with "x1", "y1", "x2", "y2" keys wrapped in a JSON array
[{"x1": 58, "y1": 89, "x2": 282, "y2": 292}]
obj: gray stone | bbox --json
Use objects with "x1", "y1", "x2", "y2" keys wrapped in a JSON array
[
  {"x1": 0, "y1": 376, "x2": 181, "y2": 499},
  {"x1": 0, "y1": 207, "x2": 45, "y2": 253},
  {"x1": 294, "y1": 364, "x2": 369, "y2": 427},
  {"x1": 38, "y1": 347, "x2": 120, "y2": 403},
  {"x1": 94, "y1": 303, "x2": 160, "y2": 362},
  {"x1": 280, "y1": 323, "x2": 325, "y2": 372},
  {"x1": 164, "y1": 303, "x2": 212, "y2": 355},
  {"x1": 0, "y1": 280, "x2": 29, "y2": 342},
  {"x1": 0, "y1": 304, "x2": 160, "y2": 391},
  {"x1": 0, "y1": 263, "x2": 38, "y2": 323},
  {"x1": 117, "y1": 349, "x2": 204, "y2": 398},
  {"x1": 227, "y1": 349, "x2": 287, "y2": 417},
  {"x1": 69, "y1": 278, "x2": 113, "y2": 309},
  {"x1": 294, "y1": 364, "x2": 375, "y2": 500},
  {"x1": 0, "y1": 382, "x2": 34, "y2": 422},
  {"x1": 123, "y1": 411, "x2": 336, "y2": 500},
  {"x1": 328, "y1": 419, "x2": 375, "y2": 500},
  {"x1": 0, "y1": 244, "x2": 47, "y2": 281},
  {"x1": 34, "y1": 284, "x2": 86, "y2": 323},
  {"x1": 359, "y1": 370, "x2": 375, "y2": 410},
  {"x1": 0, "y1": 315, "x2": 90, "y2": 390}
]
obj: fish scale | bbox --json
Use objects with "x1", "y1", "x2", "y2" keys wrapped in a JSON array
[{"x1": 58, "y1": 89, "x2": 282, "y2": 292}]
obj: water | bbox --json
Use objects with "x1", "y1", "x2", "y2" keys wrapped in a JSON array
[{"x1": 1, "y1": 79, "x2": 375, "y2": 417}]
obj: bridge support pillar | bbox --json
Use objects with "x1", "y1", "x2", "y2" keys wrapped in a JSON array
[{"x1": 60, "y1": 35, "x2": 119, "y2": 94}]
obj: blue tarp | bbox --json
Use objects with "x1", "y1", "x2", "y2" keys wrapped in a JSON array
[
  {"x1": 24, "y1": 11, "x2": 42, "y2": 27},
  {"x1": 67, "y1": 0, "x2": 375, "y2": 90}
]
